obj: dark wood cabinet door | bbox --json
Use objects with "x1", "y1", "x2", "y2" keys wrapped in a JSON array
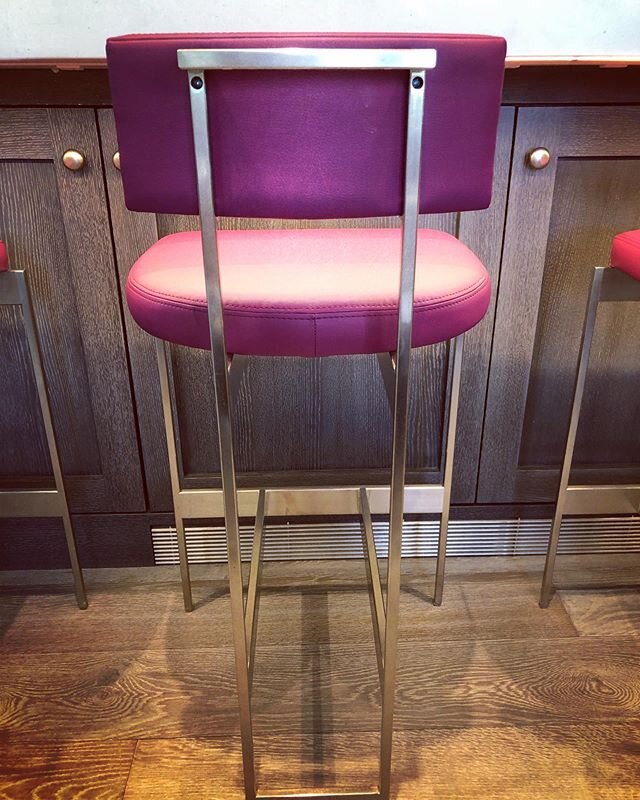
[
  {"x1": 100, "y1": 108, "x2": 513, "y2": 511},
  {"x1": 0, "y1": 109, "x2": 144, "y2": 512},
  {"x1": 479, "y1": 107, "x2": 640, "y2": 503}
]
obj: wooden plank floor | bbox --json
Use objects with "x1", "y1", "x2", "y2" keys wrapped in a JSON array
[{"x1": 1, "y1": 554, "x2": 639, "y2": 799}]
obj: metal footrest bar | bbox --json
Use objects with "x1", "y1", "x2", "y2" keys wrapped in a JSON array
[
  {"x1": 0, "y1": 489, "x2": 65, "y2": 518},
  {"x1": 564, "y1": 485, "x2": 640, "y2": 516},
  {"x1": 174, "y1": 484, "x2": 446, "y2": 519}
]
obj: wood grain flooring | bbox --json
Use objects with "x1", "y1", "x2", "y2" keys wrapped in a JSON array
[{"x1": 0, "y1": 555, "x2": 639, "y2": 798}]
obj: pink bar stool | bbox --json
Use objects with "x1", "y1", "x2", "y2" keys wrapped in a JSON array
[
  {"x1": 540, "y1": 230, "x2": 640, "y2": 608},
  {"x1": 107, "y1": 33, "x2": 505, "y2": 800},
  {"x1": 0, "y1": 240, "x2": 87, "y2": 608}
]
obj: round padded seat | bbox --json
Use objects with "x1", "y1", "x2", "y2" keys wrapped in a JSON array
[
  {"x1": 126, "y1": 228, "x2": 490, "y2": 357},
  {"x1": 610, "y1": 229, "x2": 640, "y2": 281}
]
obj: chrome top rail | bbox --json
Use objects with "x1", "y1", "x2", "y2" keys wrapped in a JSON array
[{"x1": 178, "y1": 47, "x2": 437, "y2": 71}]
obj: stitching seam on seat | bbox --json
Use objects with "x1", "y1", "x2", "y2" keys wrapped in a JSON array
[
  {"x1": 126, "y1": 278, "x2": 488, "y2": 321},
  {"x1": 126, "y1": 273, "x2": 489, "y2": 314}
]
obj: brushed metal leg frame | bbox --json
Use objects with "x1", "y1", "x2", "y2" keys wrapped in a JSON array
[
  {"x1": 433, "y1": 333, "x2": 464, "y2": 607},
  {"x1": 182, "y1": 56, "x2": 429, "y2": 799},
  {"x1": 539, "y1": 267, "x2": 604, "y2": 608},
  {"x1": 0, "y1": 270, "x2": 87, "y2": 609},
  {"x1": 156, "y1": 338, "x2": 194, "y2": 612}
]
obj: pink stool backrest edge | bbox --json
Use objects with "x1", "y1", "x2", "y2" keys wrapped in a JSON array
[{"x1": 0, "y1": 241, "x2": 9, "y2": 272}]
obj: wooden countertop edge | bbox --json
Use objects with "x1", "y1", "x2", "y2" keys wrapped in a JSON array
[{"x1": 1, "y1": 55, "x2": 640, "y2": 70}]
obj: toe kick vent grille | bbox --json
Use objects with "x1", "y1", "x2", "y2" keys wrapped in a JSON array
[{"x1": 152, "y1": 516, "x2": 640, "y2": 565}]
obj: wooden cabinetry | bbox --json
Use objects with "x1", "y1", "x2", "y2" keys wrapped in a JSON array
[
  {"x1": 99, "y1": 108, "x2": 514, "y2": 511},
  {"x1": 479, "y1": 107, "x2": 640, "y2": 503},
  {"x1": 3, "y1": 100, "x2": 638, "y2": 529},
  {"x1": 0, "y1": 109, "x2": 144, "y2": 512}
]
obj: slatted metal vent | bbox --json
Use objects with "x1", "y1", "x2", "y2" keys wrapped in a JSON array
[{"x1": 152, "y1": 516, "x2": 640, "y2": 565}]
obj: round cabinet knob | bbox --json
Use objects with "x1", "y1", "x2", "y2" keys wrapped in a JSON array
[
  {"x1": 112, "y1": 151, "x2": 121, "y2": 170},
  {"x1": 527, "y1": 147, "x2": 551, "y2": 170},
  {"x1": 62, "y1": 150, "x2": 85, "y2": 171}
]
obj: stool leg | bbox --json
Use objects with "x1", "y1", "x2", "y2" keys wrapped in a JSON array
[
  {"x1": 155, "y1": 339, "x2": 193, "y2": 612},
  {"x1": 245, "y1": 488, "x2": 266, "y2": 689},
  {"x1": 379, "y1": 68, "x2": 427, "y2": 800},
  {"x1": 18, "y1": 273, "x2": 87, "y2": 609},
  {"x1": 379, "y1": 317, "x2": 410, "y2": 800},
  {"x1": 540, "y1": 267, "x2": 604, "y2": 608},
  {"x1": 187, "y1": 70, "x2": 256, "y2": 799},
  {"x1": 359, "y1": 487, "x2": 386, "y2": 683},
  {"x1": 433, "y1": 334, "x2": 464, "y2": 607}
]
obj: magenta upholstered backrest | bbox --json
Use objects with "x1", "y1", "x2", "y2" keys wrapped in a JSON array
[{"x1": 107, "y1": 33, "x2": 506, "y2": 219}]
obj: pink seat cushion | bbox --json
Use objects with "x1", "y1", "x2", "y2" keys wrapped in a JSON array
[
  {"x1": 611, "y1": 230, "x2": 640, "y2": 281},
  {"x1": 126, "y1": 228, "x2": 490, "y2": 357},
  {"x1": 0, "y1": 241, "x2": 8, "y2": 272}
]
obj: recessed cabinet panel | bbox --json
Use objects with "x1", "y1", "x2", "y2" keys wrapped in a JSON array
[
  {"x1": 0, "y1": 160, "x2": 100, "y2": 479},
  {"x1": 479, "y1": 107, "x2": 640, "y2": 503},
  {"x1": 0, "y1": 109, "x2": 144, "y2": 512}
]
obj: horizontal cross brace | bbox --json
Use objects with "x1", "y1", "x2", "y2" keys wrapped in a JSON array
[
  {"x1": 0, "y1": 489, "x2": 65, "y2": 518},
  {"x1": 175, "y1": 484, "x2": 445, "y2": 519},
  {"x1": 564, "y1": 484, "x2": 640, "y2": 516}
]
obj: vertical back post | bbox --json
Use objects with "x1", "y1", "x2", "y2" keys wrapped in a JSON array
[
  {"x1": 379, "y1": 67, "x2": 427, "y2": 799},
  {"x1": 186, "y1": 68, "x2": 257, "y2": 799}
]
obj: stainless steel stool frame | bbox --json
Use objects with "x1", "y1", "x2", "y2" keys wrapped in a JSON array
[
  {"x1": 0, "y1": 265, "x2": 87, "y2": 609},
  {"x1": 540, "y1": 266, "x2": 640, "y2": 608},
  {"x1": 153, "y1": 46, "x2": 467, "y2": 800}
]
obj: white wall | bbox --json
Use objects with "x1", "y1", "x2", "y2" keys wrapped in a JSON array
[{"x1": 2, "y1": 0, "x2": 639, "y2": 60}]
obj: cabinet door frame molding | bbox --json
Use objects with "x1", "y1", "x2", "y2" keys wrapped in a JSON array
[
  {"x1": 479, "y1": 106, "x2": 640, "y2": 503},
  {"x1": 0, "y1": 108, "x2": 144, "y2": 512}
]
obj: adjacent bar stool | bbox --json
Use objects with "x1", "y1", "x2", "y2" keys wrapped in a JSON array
[
  {"x1": 540, "y1": 229, "x2": 640, "y2": 608},
  {"x1": 107, "y1": 33, "x2": 505, "y2": 800},
  {"x1": 0, "y1": 240, "x2": 87, "y2": 609}
]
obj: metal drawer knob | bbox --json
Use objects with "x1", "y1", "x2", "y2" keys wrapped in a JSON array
[
  {"x1": 113, "y1": 151, "x2": 121, "y2": 170},
  {"x1": 62, "y1": 150, "x2": 85, "y2": 171},
  {"x1": 527, "y1": 147, "x2": 551, "y2": 170}
]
